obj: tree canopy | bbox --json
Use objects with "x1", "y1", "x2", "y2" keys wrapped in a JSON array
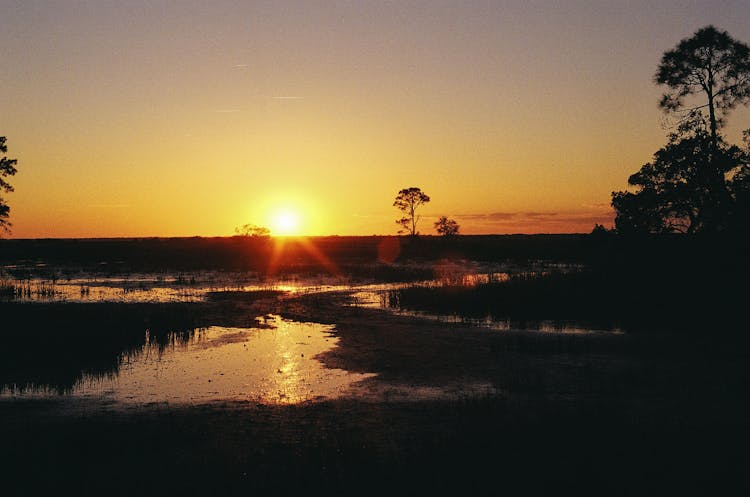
[
  {"x1": 656, "y1": 25, "x2": 750, "y2": 146},
  {"x1": 0, "y1": 136, "x2": 18, "y2": 232},
  {"x1": 613, "y1": 26, "x2": 750, "y2": 234},
  {"x1": 434, "y1": 216, "x2": 460, "y2": 236},
  {"x1": 234, "y1": 224, "x2": 271, "y2": 237},
  {"x1": 612, "y1": 115, "x2": 749, "y2": 233},
  {"x1": 393, "y1": 187, "x2": 430, "y2": 236}
]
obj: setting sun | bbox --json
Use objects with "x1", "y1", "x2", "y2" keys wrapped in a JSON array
[{"x1": 271, "y1": 209, "x2": 301, "y2": 236}]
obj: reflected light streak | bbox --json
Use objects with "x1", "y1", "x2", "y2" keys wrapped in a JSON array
[{"x1": 266, "y1": 237, "x2": 341, "y2": 278}]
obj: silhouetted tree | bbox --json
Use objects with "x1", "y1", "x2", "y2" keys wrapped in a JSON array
[
  {"x1": 0, "y1": 136, "x2": 18, "y2": 233},
  {"x1": 727, "y1": 129, "x2": 750, "y2": 231},
  {"x1": 655, "y1": 26, "x2": 750, "y2": 229},
  {"x1": 393, "y1": 187, "x2": 430, "y2": 235},
  {"x1": 613, "y1": 27, "x2": 750, "y2": 234},
  {"x1": 656, "y1": 26, "x2": 750, "y2": 150},
  {"x1": 235, "y1": 223, "x2": 270, "y2": 237},
  {"x1": 612, "y1": 115, "x2": 749, "y2": 233},
  {"x1": 434, "y1": 216, "x2": 460, "y2": 236},
  {"x1": 590, "y1": 224, "x2": 613, "y2": 236}
]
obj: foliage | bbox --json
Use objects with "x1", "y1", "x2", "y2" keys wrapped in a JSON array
[
  {"x1": 613, "y1": 26, "x2": 750, "y2": 234},
  {"x1": 727, "y1": 137, "x2": 750, "y2": 231},
  {"x1": 393, "y1": 187, "x2": 430, "y2": 236},
  {"x1": 656, "y1": 25, "x2": 750, "y2": 143},
  {"x1": 434, "y1": 216, "x2": 460, "y2": 236},
  {"x1": 590, "y1": 224, "x2": 613, "y2": 237},
  {"x1": 0, "y1": 136, "x2": 18, "y2": 233},
  {"x1": 234, "y1": 223, "x2": 271, "y2": 237},
  {"x1": 612, "y1": 116, "x2": 749, "y2": 233}
]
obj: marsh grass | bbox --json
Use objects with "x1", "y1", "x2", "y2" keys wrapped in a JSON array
[
  {"x1": 0, "y1": 291, "x2": 280, "y2": 393},
  {"x1": 387, "y1": 261, "x2": 747, "y2": 333},
  {"x1": 0, "y1": 278, "x2": 60, "y2": 300},
  {"x1": 0, "y1": 302, "x2": 202, "y2": 393}
]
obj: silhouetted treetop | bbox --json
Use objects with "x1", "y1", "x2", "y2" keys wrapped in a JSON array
[
  {"x1": 235, "y1": 224, "x2": 271, "y2": 237},
  {"x1": 394, "y1": 187, "x2": 430, "y2": 236},
  {"x1": 656, "y1": 25, "x2": 750, "y2": 145},
  {"x1": 434, "y1": 216, "x2": 460, "y2": 237}
]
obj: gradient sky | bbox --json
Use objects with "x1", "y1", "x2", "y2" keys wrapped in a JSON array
[{"x1": 2, "y1": 0, "x2": 749, "y2": 237}]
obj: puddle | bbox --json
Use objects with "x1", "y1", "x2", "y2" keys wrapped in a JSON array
[{"x1": 0, "y1": 315, "x2": 374, "y2": 406}]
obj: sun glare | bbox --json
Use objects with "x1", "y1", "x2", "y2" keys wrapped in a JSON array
[{"x1": 271, "y1": 210, "x2": 301, "y2": 236}]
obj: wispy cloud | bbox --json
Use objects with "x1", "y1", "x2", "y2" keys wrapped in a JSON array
[
  {"x1": 524, "y1": 212, "x2": 558, "y2": 218},
  {"x1": 87, "y1": 203, "x2": 130, "y2": 209},
  {"x1": 232, "y1": 64, "x2": 248, "y2": 70},
  {"x1": 454, "y1": 212, "x2": 517, "y2": 221},
  {"x1": 448, "y1": 209, "x2": 615, "y2": 233},
  {"x1": 581, "y1": 202, "x2": 611, "y2": 209}
]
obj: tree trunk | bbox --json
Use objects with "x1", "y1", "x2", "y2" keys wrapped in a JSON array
[
  {"x1": 410, "y1": 204, "x2": 416, "y2": 236},
  {"x1": 705, "y1": 66, "x2": 731, "y2": 231}
]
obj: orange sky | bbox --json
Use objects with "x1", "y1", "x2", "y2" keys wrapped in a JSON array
[{"x1": 1, "y1": 1, "x2": 749, "y2": 237}]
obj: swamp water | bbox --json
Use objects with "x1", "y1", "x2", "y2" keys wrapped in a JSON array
[
  {"x1": 1, "y1": 266, "x2": 618, "y2": 408},
  {"x1": 1, "y1": 315, "x2": 374, "y2": 406}
]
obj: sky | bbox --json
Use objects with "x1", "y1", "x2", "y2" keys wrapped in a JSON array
[{"x1": 1, "y1": 0, "x2": 749, "y2": 238}]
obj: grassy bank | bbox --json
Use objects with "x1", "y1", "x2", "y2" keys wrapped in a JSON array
[
  {"x1": 0, "y1": 291, "x2": 280, "y2": 393},
  {"x1": 387, "y1": 249, "x2": 748, "y2": 334}
]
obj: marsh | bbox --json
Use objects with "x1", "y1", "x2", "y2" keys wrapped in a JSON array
[{"x1": 1, "y1": 235, "x2": 748, "y2": 496}]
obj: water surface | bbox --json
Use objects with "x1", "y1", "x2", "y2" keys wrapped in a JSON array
[{"x1": 1, "y1": 315, "x2": 374, "y2": 406}]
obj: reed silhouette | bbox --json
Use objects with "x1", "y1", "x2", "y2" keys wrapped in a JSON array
[{"x1": 0, "y1": 292, "x2": 278, "y2": 393}]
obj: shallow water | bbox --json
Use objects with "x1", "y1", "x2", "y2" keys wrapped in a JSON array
[
  {"x1": 0, "y1": 315, "x2": 374, "y2": 406},
  {"x1": 0, "y1": 265, "x2": 612, "y2": 410},
  {"x1": 0, "y1": 261, "x2": 563, "y2": 304},
  {"x1": 0, "y1": 272, "x2": 415, "y2": 303},
  {"x1": 2, "y1": 266, "x2": 620, "y2": 335}
]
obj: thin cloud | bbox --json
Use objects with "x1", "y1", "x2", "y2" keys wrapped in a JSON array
[
  {"x1": 581, "y1": 202, "x2": 611, "y2": 209},
  {"x1": 88, "y1": 204, "x2": 130, "y2": 209},
  {"x1": 214, "y1": 109, "x2": 241, "y2": 113},
  {"x1": 452, "y1": 210, "x2": 615, "y2": 233},
  {"x1": 271, "y1": 96, "x2": 303, "y2": 100},
  {"x1": 524, "y1": 212, "x2": 558, "y2": 218},
  {"x1": 456, "y1": 212, "x2": 517, "y2": 221}
]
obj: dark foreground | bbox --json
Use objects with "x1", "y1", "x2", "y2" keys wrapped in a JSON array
[
  {"x1": 1, "y1": 234, "x2": 749, "y2": 496},
  {"x1": 2, "y1": 290, "x2": 749, "y2": 497},
  {"x1": 4, "y1": 391, "x2": 748, "y2": 497}
]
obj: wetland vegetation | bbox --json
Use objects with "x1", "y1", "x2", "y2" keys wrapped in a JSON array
[{"x1": 1, "y1": 234, "x2": 749, "y2": 496}]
